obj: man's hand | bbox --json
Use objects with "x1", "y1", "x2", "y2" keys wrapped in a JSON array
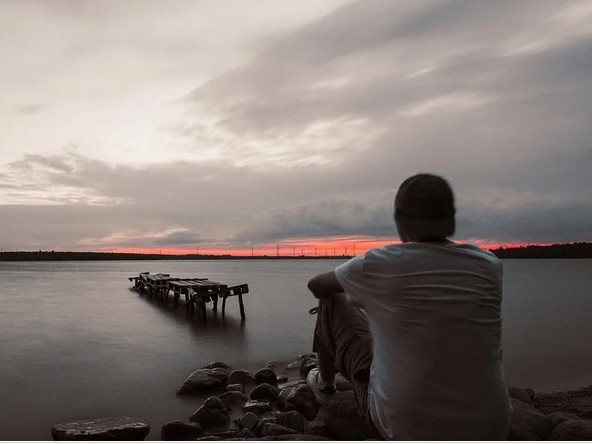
[{"x1": 307, "y1": 271, "x2": 344, "y2": 299}]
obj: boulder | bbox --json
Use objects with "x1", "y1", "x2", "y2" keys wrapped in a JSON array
[
  {"x1": 281, "y1": 385, "x2": 321, "y2": 420},
  {"x1": 190, "y1": 398, "x2": 230, "y2": 429},
  {"x1": 204, "y1": 395, "x2": 231, "y2": 414},
  {"x1": 260, "y1": 423, "x2": 299, "y2": 437},
  {"x1": 203, "y1": 361, "x2": 232, "y2": 372},
  {"x1": 304, "y1": 420, "x2": 332, "y2": 438},
  {"x1": 509, "y1": 398, "x2": 553, "y2": 440},
  {"x1": 251, "y1": 383, "x2": 281, "y2": 402},
  {"x1": 551, "y1": 419, "x2": 592, "y2": 440},
  {"x1": 535, "y1": 385, "x2": 592, "y2": 418},
  {"x1": 509, "y1": 387, "x2": 537, "y2": 406},
  {"x1": 243, "y1": 400, "x2": 272, "y2": 415},
  {"x1": 238, "y1": 412, "x2": 259, "y2": 431},
  {"x1": 276, "y1": 411, "x2": 307, "y2": 433},
  {"x1": 316, "y1": 390, "x2": 381, "y2": 440},
  {"x1": 230, "y1": 370, "x2": 255, "y2": 384},
  {"x1": 548, "y1": 411, "x2": 584, "y2": 428},
  {"x1": 277, "y1": 375, "x2": 288, "y2": 383},
  {"x1": 161, "y1": 421, "x2": 202, "y2": 440},
  {"x1": 220, "y1": 390, "x2": 249, "y2": 407},
  {"x1": 228, "y1": 383, "x2": 245, "y2": 393},
  {"x1": 236, "y1": 428, "x2": 256, "y2": 439},
  {"x1": 51, "y1": 416, "x2": 150, "y2": 441},
  {"x1": 255, "y1": 368, "x2": 278, "y2": 385},
  {"x1": 177, "y1": 369, "x2": 229, "y2": 395}
]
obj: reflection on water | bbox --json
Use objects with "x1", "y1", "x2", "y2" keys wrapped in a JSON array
[{"x1": 0, "y1": 258, "x2": 591, "y2": 440}]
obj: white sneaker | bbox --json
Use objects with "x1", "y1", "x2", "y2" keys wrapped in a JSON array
[{"x1": 306, "y1": 368, "x2": 336, "y2": 403}]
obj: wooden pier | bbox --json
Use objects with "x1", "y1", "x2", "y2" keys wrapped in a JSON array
[{"x1": 128, "y1": 272, "x2": 249, "y2": 321}]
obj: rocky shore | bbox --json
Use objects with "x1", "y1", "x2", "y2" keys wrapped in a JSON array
[{"x1": 51, "y1": 354, "x2": 592, "y2": 440}]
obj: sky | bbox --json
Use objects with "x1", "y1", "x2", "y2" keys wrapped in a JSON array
[{"x1": 1, "y1": 0, "x2": 591, "y2": 255}]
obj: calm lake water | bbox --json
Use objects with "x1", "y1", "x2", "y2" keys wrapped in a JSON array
[{"x1": 0, "y1": 258, "x2": 591, "y2": 440}]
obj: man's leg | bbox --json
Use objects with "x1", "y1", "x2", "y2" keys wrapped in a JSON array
[{"x1": 311, "y1": 293, "x2": 373, "y2": 415}]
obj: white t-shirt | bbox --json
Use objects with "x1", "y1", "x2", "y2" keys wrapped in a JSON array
[{"x1": 335, "y1": 241, "x2": 510, "y2": 440}]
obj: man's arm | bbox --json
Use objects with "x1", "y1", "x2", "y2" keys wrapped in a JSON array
[{"x1": 307, "y1": 271, "x2": 344, "y2": 299}]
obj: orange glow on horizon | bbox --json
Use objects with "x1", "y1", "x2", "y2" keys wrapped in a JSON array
[{"x1": 103, "y1": 238, "x2": 553, "y2": 257}]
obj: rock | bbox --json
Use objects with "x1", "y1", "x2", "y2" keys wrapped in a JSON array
[
  {"x1": 161, "y1": 421, "x2": 202, "y2": 440},
  {"x1": 236, "y1": 428, "x2": 256, "y2": 439},
  {"x1": 260, "y1": 423, "x2": 299, "y2": 437},
  {"x1": 177, "y1": 369, "x2": 229, "y2": 395},
  {"x1": 207, "y1": 429, "x2": 239, "y2": 439},
  {"x1": 51, "y1": 416, "x2": 150, "y2": 441},
  {"x1": 279, "y1": 380, "x2": 305, "y2": 391},
  {"x1": 196, "y1": 436, "x2": 221, "y2": 440},
  {"x1": 316, "y1": 390, "x2": 382, "y2": 440},
  {"x1": 203, "y1": 361, "x2": 232, "y2": 372},
  {"x1": 509, "y1": 398, "x2": 553, "y2": 440},
  {"x1": 277, "y1": 375, "x2": 288, "y2": 383},
  {"x1": 281, "y1": 384, "x2": 321, "y2": 420},
  {"x1": 251, "y1": 383, "x2": 281, "y2": 402},
  {"x1": 304, "y1": 420, "x2": 331, "y2": 438},
  {"x1": 276, "y1": 411, "x2": 307, "y2": 433},
  {"x1": 300, "y1": 355, "x2": 318, "y2": 378},
  {"x1": 335, "y1": 374, "x2": 353, "y2": 392},
  {"x1": 204, "y1": 395, "x2": 231, "y2": 414},
  {"x1": 243, "y1": 400, "x2": 272, "y2": 415},
  {"x1": 509, "y1": 387, "x2": 537, "y2": 406},
  {"x1": 228, "y1": 383, "x2": 245, "y2": 393},
  {"x1": 230, "y1": 370, "x2": 255, "y2": 384},
  {"x1": 535, "y1": 385, "x2": 592, "y2": 418},
  {"x1": 265, "y1": 360, "x2": 280, "y2": 369},
  {"x1": 551, "y1": 419, "x2": 592, "y2": 440},
  {"x1": 255, "y1": 368, "x2": 278, "y2": 385},
  {"x1": 257, "y1": 434, "x2": 330, "y2": 440},
  {"x1": 190, "y1": 400, "x2": 230, "y2": 428},
  {"x1": 548, "y1": 411, "x2": 584, "y2": 428},
  {"x1": 220, "y1": 390, "x2": 249, "y2": 407},
  {"x1": 239, "y1": 412, "x2": 259, "y2": 431}
]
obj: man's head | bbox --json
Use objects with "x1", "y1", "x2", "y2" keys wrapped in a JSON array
[{"x1": 394, "y1": 173, "x2": 456, "y2": 242}]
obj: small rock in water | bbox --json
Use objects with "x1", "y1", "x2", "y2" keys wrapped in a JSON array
[
  {"x1": 255, "y1": 368, "x2": 278, "y2": 385},
  {"x1": 281, "y1": 385, "x2": 320, "y2": 420},
  {"x1": 190, "y1": 400, "x2": 230, "y2": 428},
  {"x1": 203, "y1": 361, "x2": 232, "y2": 371},
  {"x1": 243, "y1": 400, "x2": 272, "y2": 415},
  {"x1": 230, "y1": 369, "x2": 255, "y2": 384},
  {"x1": 551, "y1": 419, "x2": 592, "y2": 440},
  {"x1": 161, "y1": 421, "x2": 202, "y2": 440},
  {"x1": 177, "y1": 369, "x2": 229, "y2": 395},
  {"x1": 51, "y1": 416, "x2": 150, "y2": 441},
  {"x1": 220, "y1": 390, "x2": 248, "y2": 407},
  {"x1": 239, "y1": 412, "x2": 259, "y2": 431},
  {"x1": 251, "y1": 383, "x2": 281, "y2": 402},
  {"x1": 227, "y1": 383, "x2": 245, "y2": 393}
]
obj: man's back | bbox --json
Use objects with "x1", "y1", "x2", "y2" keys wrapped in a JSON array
[{"x1": 335, "y1": 241, "x2": 510, "y2": 440}]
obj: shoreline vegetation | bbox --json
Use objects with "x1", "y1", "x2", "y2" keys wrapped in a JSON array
[{"x1": 0, "y1": 242, "x2": 591, "y2": 261}]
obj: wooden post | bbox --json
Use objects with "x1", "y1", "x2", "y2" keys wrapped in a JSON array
[
  {"x1": 222, "y1": 296, "x2": 227, "y2": 316},
  {"x1": 200, "y1": 301, "x2": 207, "y2": 323},
  {"x1": 212, "y1": 295, "x2": 218, "y2": 312},
  {"x1": 238, "y1": 293, "x2": 246, "y2": 320}
]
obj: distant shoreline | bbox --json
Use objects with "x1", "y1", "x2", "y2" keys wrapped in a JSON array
[{"x1": 0, "y1": 242, "x2": 591, "y2": 261}]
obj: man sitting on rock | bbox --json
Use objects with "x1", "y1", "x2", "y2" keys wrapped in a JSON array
[{"x1": 306, "y1": 173, "x2": 510, "y2": 440}]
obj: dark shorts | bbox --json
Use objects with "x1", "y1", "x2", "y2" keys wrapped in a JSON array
[{"x1": 312, "y1": 293, "x2": 373, "y2": 419}]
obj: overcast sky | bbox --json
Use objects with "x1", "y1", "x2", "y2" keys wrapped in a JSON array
[{"x1": 1, "y1": 0, "x2": 591, "y2": 254}]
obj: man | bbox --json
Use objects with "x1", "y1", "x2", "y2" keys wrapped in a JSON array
[{"x1": 307, "y1": 173, "x2": 510, "y2": 440}]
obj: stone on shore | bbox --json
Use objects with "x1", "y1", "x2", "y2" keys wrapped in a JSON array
[
  {"x1": 243, "y1": 400, "x2": 272, "y2": 415},
  {"x1": 238, "y1": 412, "x2": 259, "y2": 431},
  {"x1": 177, "y1": 369, "x2": 229, "y2": 395},
  {"x1": 51, "y1": 416, "x2": 149, "y2": 441},
  {"x1": 509, "y1": 387, "x2": 537, "y2": 406},
  {"x1": 548, "y1": 411, "x2": 584, "y2": 428},
  {"x1": 260, "y1": 423, "x2": 299, "y2": 437},
  {"x1": 535, "y1": 385, "x2": 592, "y2": 418},
  {"x1": 280, "y1": 384, "x2": 320, "y2": 420},
  {"x1": 236, "y1": 428, "x2": 257, "y2": 439},
  {"x1": 509, "y1": 398, "x2": 553, "y2": 440},
  {"x1": 551, "y1": 419, "x2": 592, "y2": 440},
  {"x1": 220, "y1": 390, "x2": 249, "y2": 407},
  {"x1": 190, "y1": 396, "x2": 230, "y2": 428},
  {"x1": 227, "y1": 383, "x2": 245, "y2": 393},
  {"x1": 251, "y1": 383, "x2": 281, "y2": 402},
  {"x1": 275, "y1": 410, "x2": 307, "y2": 433},
  {"x1": 316, "y1": 390, "x2": 382, "y2": 440},
  {"x1": 230, "y1": 370, "x2": 255, "y2": 384},
  {"x1": 161, "y1": 421, "x2": 202, "y2": 440},
  {"x1": 255, "y1": 368, "x2": 278, "y2": 385}
]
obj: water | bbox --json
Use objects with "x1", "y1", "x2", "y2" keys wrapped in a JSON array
[{"x1": 0, "y1": 259, "x2": 590, "y2": 440}]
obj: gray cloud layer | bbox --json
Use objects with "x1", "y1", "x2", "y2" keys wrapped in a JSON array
[{"x1": 1, "y1": 0, "x2": 591, "y2": 250}]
